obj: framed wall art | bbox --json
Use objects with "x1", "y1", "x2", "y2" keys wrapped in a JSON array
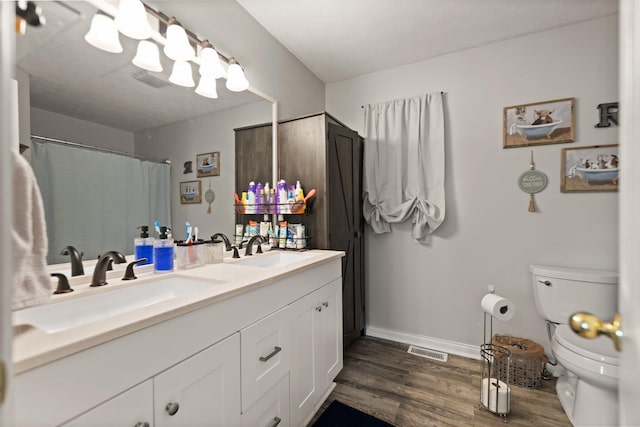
[
  {"x1": 503, "y1": 97, "x2": 575, "y2": 148},
  {"x1": 560, "y1": 144, "x2": 619, "y2": 192},
  {"x1": 180, "y1": 180, "x2": 202, "y2": 204},
  {"x1": 196, "y1": 151, "x2": 220, "y2": 177}
]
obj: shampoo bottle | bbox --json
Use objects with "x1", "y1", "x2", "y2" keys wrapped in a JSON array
[
  {"x1": 276, "y1": 179, "x2": 288, "y2": 214},
  {"x1": 256, "y1": 182, "x2": 264, "y2": 214},
  {"x1": 134, "y1": 225, "x2": 154, "y2": 265},
  {"x1": 154, "y1": 226, "x2": 174, "y2": 273},
  {"x1": 247, "y1": 181, "x2": 257, "y2": 214}
]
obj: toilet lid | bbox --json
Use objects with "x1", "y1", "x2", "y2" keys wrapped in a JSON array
[{"x1": 555, "y1": 324, "x2": 619, "y2": 366}]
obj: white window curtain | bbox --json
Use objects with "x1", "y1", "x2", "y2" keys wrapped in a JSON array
[
  {"x1": 362, "y1": 92, "x2": 445, "y2": 243},
  {"x1": 31, "y1": 140, "x2": 171, "y2": 264}
]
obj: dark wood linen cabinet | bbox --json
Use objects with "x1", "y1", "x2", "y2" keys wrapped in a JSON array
[{"x1": 235, "y1": 112, "x2": 364, "y2": 348}]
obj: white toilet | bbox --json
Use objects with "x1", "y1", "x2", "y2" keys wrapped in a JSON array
[{"x1": 530, "y1": 264, "x2": 619, "y2": 427}]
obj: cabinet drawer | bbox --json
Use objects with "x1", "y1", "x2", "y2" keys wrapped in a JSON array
[
  {"x1": 241, "y1": 305, "x2": 290, "y2": 413},
  {"x1": 242, "y1": 373, "x2": 290, "y2": 427}
]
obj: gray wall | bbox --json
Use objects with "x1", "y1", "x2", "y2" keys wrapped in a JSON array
[
  {"x1": 30, "y1": 107, "x2": 135, "y2": 153},
  {"x1": 326, "y1": 16, "x2": 619, "y2": 356}
]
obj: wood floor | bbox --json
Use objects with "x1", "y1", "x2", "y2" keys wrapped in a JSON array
[{"x1": 311, "y1": 336, "x2": 572, "y2": 427}]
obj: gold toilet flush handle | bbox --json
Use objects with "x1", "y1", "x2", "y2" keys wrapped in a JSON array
[{"x1": 569, "y1": 312, "x2": 622, "y2": 351}]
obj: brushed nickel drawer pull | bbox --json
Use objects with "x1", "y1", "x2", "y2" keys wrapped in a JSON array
[
  {"x1": 165, "y1": 402, "x2": 180, "y2": 416},
  {"x1": 270, "y1": 416, "x2": 282, "y2": 427},
  {"x1": 259, "y1": 346, "x2": 282, "y2": 362}
]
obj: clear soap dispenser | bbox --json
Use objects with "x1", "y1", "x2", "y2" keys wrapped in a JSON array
[
  {"x1": 154, "y1": 226, "x2": 174, "y2": 273},
  {"x1": 134, "y1": 225, "x2": 154, "y2": 265}
]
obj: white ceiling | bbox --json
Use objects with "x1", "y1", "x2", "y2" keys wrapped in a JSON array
[{"x1": 236, "y1": 0, "x2": 619, "y2": 83}]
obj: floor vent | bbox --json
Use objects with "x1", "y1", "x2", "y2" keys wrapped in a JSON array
[{"x1": 407, "y1": 345, "x2": 448, "y2": 362}]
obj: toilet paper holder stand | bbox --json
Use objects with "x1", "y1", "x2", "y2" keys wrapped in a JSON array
[{"x1": 480, "y1": 302, "x2": 512, "y2": 421}]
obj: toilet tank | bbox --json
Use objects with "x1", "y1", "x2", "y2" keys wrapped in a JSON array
[{"x1": 530, "y1": 264, "x2": 618, "y2": 324}]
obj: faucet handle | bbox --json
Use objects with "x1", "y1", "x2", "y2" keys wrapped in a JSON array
[
  {"x1": 51, "y1": 273, "x2": 73, "y2": 294},
  {"x1": 122, "y1": 258, "x2": 148, "y2": 281},
  {"x1": 231, "y1": 246, "x2": 240, "y2": 259}
]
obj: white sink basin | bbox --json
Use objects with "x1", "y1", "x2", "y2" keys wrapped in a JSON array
[
  {"x1": 232, "y1": 251, "x2": 316, "y2": 268},
  {"x1": 14, "y1": 277, "x2": 223, "y2": 333}
]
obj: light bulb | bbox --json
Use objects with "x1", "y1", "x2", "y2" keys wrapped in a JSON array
[
  {"x1": 132, "y1": 40, "x2": 162, "y2": 72},
  {"x1": 169, "y1": 60, "x2": 195, "y2": 87},
  {"x1": 163, "y1": 18, "x2": 194, "y2": 61},
  {"x1": 195, "y1": 75, "x2": 218, "y2": 99},
  {"x1": 84, "y1": 13, "x2": 123, "y2": 54},
  {"x1": 114, "y1": 0, "x2": 152, "y2": 40},
  {"x1": 226, "y1": 58, "x2": 249, "y2": 92}
]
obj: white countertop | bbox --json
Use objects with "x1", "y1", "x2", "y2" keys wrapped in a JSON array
[{"x1": 13, "y1": 249, "x2": 344, "y2": 374}]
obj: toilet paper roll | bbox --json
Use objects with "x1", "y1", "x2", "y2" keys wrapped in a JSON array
[
  {"x1": 481, "y1": 293, "x2": 515, "y2": 321},
  {"x1": 481, "y1": 377, "x2": 510, "y2": 414}
]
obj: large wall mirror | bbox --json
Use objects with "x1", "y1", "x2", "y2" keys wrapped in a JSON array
[{"x1": 16, "y1": 0, "x2": 274, "y2": 266}]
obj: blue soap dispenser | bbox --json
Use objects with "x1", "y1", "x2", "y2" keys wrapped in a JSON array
[
  {"x1": 134, "y1": 225, "x2": 154, "y2": 265},
  {"x1": 154, "y1": 226, "x2": 174, "y2": 273}
]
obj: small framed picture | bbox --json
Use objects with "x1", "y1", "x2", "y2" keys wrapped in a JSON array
[
  {"x1": 196, "y1": 152, "x2": 220, "y2": 177},
  {"x1": 503, "y1": 97, "x2": 575, "y2": 148},
  {"x1": 180, "y1": 180, "x2": 202, "y2": 204},
  {"x1": 560, "y1": 144, "x2": 619, "y2": 192}
]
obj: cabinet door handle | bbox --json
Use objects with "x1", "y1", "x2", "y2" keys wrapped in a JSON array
[
  {"x1": 322, "y1": 301, "x2": 329, "y2": 307},
  {"x1": 259, "y1": 346, "x2": 282, "y2": 362},
  {"x1": 134, "y1": 423, "x2": 150, "y2": 427},
  {"x1": 315, "y1": 305, "x2": 323, "y2": 312},
  {"x1": 269, "y1": 416, "x2": 282, "y2": 427},
  {"x1": 165, "y1": 402, "x2": 180, "y2": 416},
  {"x1": 538, "y1": 279, "x2": 552, "y2": 286}
]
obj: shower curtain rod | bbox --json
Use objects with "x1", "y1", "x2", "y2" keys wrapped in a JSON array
[
  {"x1": 30, "y1": 135, "x2": 171, "y2": 165},
  {"x1": 360, "y1": 91, "x2": 446, "y2": 108}
]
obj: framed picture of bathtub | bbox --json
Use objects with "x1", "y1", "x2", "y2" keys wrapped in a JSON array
[
  {"x1": 560, "y1": 144, "x2": 619, "y2": 192},
  {"x1": 196, "y1": 151, "x2": 220, "y2": 177},
  {"x1": 180, "y1": 180, "x2": 202, "y2": 204},
  {"x1": 503, "y1": 97, "x2": 575, "y2": 148}
]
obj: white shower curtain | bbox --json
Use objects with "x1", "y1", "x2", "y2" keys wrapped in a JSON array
[
  {"x1": 363, "y1": 93, "x2": 445, "y2": 243},
  {"x1": 31, "y1": 140, "x2": 171, "y2": 264}
]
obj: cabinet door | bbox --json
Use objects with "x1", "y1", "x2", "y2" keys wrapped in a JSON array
[
  {"x1": 241, "y1": 374, "x2": 290, "y2": 427},
  {"x1": 61, "y1": 380, "x2": 153, "y2": 427},
  {"x1": 289, "y1": 279, "x2": 343, "y2": 427},
  {"x1": 327, "y1": 123, "x2": 364, "y2": 348},
  {"x1": 316, "y1": 278, "x2": 343, "y2": 393},
  {"x1": 241, "y1": 306, "x2": 290, "y2": 413},
  {"x1": 154, "y1": 333, "x2": 241, "y2": 427},
  {"x1": 289, "y1": 289, "x2": 321, "y2": 427}
]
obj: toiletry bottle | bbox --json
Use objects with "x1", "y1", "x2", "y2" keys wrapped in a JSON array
[
  {"x1": 247, "y1": 181, "x2": 257, "y2": 214},
  {"x1": 268, "y1": 188, "x2": 276, "y2": 214},
  {"x1": 134, "y1": 225, "x2": 154, "y2": 265},
  {"x1": 154, "y1": 226, "x2": 174, "y2": 273},
  {"x1": 276, "y1": 179, "x2": 288, "y2": 214},
  {"x1": 256, "y1": 182, "x2": 264, "y2": 214}
]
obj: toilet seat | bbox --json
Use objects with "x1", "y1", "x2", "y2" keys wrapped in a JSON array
[{"x1": 554, "y1": 324, "x2": 619, "y2": 366}]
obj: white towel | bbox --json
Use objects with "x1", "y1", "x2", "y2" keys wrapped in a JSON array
[{"x1": 12, "y1": 150, "x2": 51, "y2": 310}]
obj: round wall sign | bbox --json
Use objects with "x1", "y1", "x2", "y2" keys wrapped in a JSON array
[{"x1": 518, "y1": 170, "x2": 547, "y2": 194}]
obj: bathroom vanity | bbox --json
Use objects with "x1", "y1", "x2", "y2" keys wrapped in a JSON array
[{"x1": 13, "y1": 250, "x2": 344, "y2": 427}]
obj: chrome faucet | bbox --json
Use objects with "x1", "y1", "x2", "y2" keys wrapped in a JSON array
[
  {"x1": 90, "y1": 252, "x2": 123, "y2": 287},
  {"x1": 60, "y1": 245, "x2": 84, "y2": 276},
  {"x1": 245, "y1": 235, "x2": 265, "y2": 256}
]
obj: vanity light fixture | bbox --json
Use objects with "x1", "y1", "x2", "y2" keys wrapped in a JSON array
[
  {"x1": 163, "y1": 17, "x2": 195, "y2": 61},
  {"x1": 132, "y1": 40, "x2": 162, "y2": 72},
  {"x1": 169, "y1": 60, "x2": 195, "y2": 88},
  {"x1": 199, "y1": 40, "x2": 226, "y2": 79},
  {"x1": 114, "y1": 0, "x2": 152, "y2": 40},
  {"x1": 84, "y1": 12, "x2": 123, "y2": 54},
  {"x1": 226, "y1": 58, "x2": 249, "y2": 92},
  {"x1": 195, "y1": 75, "x2": 218, "y2": 99}
]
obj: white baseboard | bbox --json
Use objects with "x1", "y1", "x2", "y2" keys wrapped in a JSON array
[{"x1": 365, "y1": 326, "x2": 481, "y2": 360}]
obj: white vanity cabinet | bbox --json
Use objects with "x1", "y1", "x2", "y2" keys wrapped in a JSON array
[
  {"x1": 14, "y1": 255, "x2": 343, "y2": 427},
  {"x1": 289, "y1": 278, "x2": 343, "y2": 427}
]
